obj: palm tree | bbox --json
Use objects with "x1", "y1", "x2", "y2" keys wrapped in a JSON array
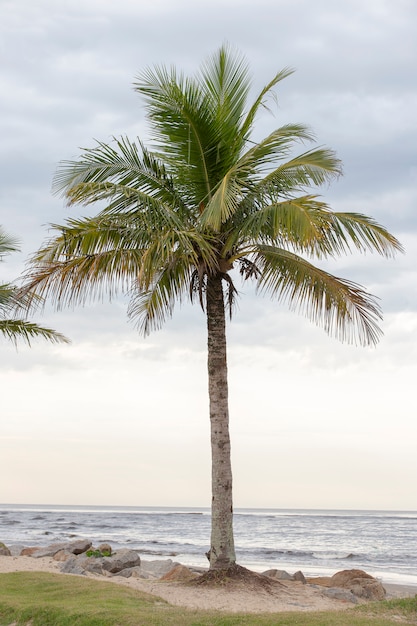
[
  {"x1": 23, "y1": 46, "x2": 402, "y2": 571},
  {"x1": 0, "y1": 227, "x2": 69, "y2": 346}
]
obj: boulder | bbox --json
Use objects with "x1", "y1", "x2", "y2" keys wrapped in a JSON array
[
  {"x1": 113, "y1": 566, "x2": 143, "y2": 578},
  {"x1": 28, "y1": 539, "x2": 92, "y2": 558},
  {"x1": 322, "y1": 587, "x2": 358, "y2": 604},
  {"x1": 60, "y1": 548, "x2": 141, "y2": 576},
  {"x1": 0, "y1": 542, "x2": 11, "y2": 556},
  {"x1": 139, "y1": 559, "x2": 180, "y2": 578},
  {"x1": 98, "y1": 543, "x2": 112, "y2": 556},
  {"x1": 53, "y1": 550, "x2": 73, "y2": 562},
  {"x1": 262, "y1": 569, "x2": 294, "y2": 580},
  {"x1": 160, "y1": 565, "x2": 197, "y2": 582},
  {"x1": 70, "y1": 539, "x2": 93, "y2": 555},
  {"x1": 308, "y1": 569, "x2": 386, "y2": 601},
  {"x1": 101, "y1": 549, "x2": 141, "y2": 573},
  {"x1": 20, "y1": 547, "x2": 41, "y2": 556},
  {"x1": 330, "y1": 569, "x2": 386, "y2": 600},
  {"x1": 61, "y1": 555, "x2": 93, "y2": 575},
  {"x1": 293, "y1": 570, "x2": 306, "y2": 583}
]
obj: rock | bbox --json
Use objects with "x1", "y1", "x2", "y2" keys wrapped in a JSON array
[
  {"x1": 307, "y1": 575, "x2": 333, "y2": 586},
  {"x1": 98, "y1": 543, "x2": 112, "y2": 555},
  {"x1": 293, "y1": 570, "x2": 307, "y2": 584},
  {"x1": 7, "y1": 544, "x2": 25, "y2": 557},
  {"x1": 61, "y1": 555, "x2": 91, "y2": 575},
  {"x1": 0, "y1": 542, "x2": 11, "y2": 556},
  {"x1": 53, "y1": 550, "x2": 73, "y2": 562},
  {"x1": 322, "y1": 587, "x2": 358, "y2": 603},
  {"x1": 262, "y1": 569, "x2": 294, "y2": 580},
  {"x1": 113, "y1": 566, "x2": 143, "y2": 578},
  {"x1": 140, "y1": 559, "x2": 180, "y2": 578},
  {"x1": 101, "y1": 549, "x2": 141, "y2": 574},
  {"x1": 20, "y1": 547, "x2": 40, "y2": 556},
  {"x1": 70, "y1": 539, "x2": 93, "y2": 555},
  {"x1": 160, "y1": 564, "x2": 197, "y2": 582},
  {"x1": 330, "y1": 570, "x2": 386, "y2": 600},
  {"x1": 27, "y1": 539, "x2": 92, "y2": 558},
  {"x1": 309, "y1": 569, "x2": 386, "y2": 601},
  {"x1": 60, "y1": 549, "x2": 139, "y2": 576}
]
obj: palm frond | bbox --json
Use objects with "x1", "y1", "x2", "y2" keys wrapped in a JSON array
[
  {"x1": 22, "y1": 218, "x2": 148, "y2": 308},
  {"x1": 330, "y1": 212, "x2": 404, "y2": 257},
  {"x1": 240, "y1": 67, "x2": 295, "y2": 140},
  {"x1": 200, "y1": 171, "x2": 244, "y2": 231},
  {"x1": 128, "y1": 256, "x2": 192, "y2": 336},
  {"x1": 253, "y1": 244, "x2": 382, "y2": 346},
  {"x1": 54, "y1": 138, "x2": 186, "y2": 212},
  {"x1": 0, "y1": 319, "x2": 69, "y2": 346},
  {"x1": 134, "y1": 67, "x2": 214, "y2": 201},
  {"x1": 0, "y1": 228, "x2": 20, "y2": 258},
  {"x1": 234, "y1": 196, "x2": 338, "y2": 255}
]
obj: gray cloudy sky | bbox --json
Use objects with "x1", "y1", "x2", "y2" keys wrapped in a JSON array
[{"x1": 1, "y1": 0, "x2": 416, "y2": 510}]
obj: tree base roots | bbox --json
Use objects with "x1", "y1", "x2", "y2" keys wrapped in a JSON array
[{"x1": 191, "y1": 563, "x2": 281, "y2": 591}]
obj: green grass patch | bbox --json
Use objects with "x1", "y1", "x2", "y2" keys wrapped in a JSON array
[{"x1": 0, "y1": 572, "x2": 415, "y2": 626}]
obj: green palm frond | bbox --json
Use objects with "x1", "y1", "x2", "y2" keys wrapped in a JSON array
[
  {"x1": 232, "y1": 196, "x2": 336, "y2": 254},
  {"x1": 200, "y1": 171, "x2": 244, "y2": 231},
  {"x1": 240, "y1": 67, "x2": 295, "y2": 140},
  {"x1": 329, "y1": 212, "x2": 404, "y2": 257},
  {"x1": 24, "y1": 218, "x2": 143, "y2": 307},
  {"x1": 0, "y1": 228, "x2": 20, "y2": 258},
  {"x1": 135, "y1": 67, "x2": 213, "y2": 199},
  {"x1": 54, "y1": 138, "x2": 186, "y2": 213},
  {"x1": 0, "y1": 319, "x2": 69, "y2": 346},
  {"x1": 128, "y1": 255, "x2": 193, "y2": 335},
  {"x1": 1, "y1": 225, "x2": 69, "y2": 346},
  {"x1": 23, "y1": 213, "x2": 219, "y2": 312},
  {"x1": 238, "y1": 125, "x2": 317, "y2": 173},
  {"x1": 253, "y1": 244, "x2": 382, "y2": 346}
]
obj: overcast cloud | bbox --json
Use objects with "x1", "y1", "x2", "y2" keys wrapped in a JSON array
[{"x1": 1, "y1": 0, "x2": 416, "y2": 510}]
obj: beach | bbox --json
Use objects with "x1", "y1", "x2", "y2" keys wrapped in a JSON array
[{"x1": 1, "y1": 554, "x2": 415, "y2": 613}]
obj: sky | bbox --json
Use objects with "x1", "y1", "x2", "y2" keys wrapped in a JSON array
[{"x1": 1, "y1": 0, "x2": 416, "y2": 511}]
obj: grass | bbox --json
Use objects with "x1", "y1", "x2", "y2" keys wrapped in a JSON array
[{"x1": 0, "y1": 572, "x2": 415, "y2": 626}]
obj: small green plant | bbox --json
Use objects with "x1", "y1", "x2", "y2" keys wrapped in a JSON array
[{"x1": 86, "y1": 549, "x2": 112, "y2": 558}]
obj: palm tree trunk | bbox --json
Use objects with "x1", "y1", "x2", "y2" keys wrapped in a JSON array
[{"x1": 206, "y1": 274, "x2": 236, "y2": 570}]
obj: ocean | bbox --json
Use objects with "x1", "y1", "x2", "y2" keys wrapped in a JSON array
[{"x1": 1, "y1": 505, "x2": 416, "y2": 586}]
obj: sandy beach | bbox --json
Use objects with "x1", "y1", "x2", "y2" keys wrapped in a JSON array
[{"x1": 0, "y1": 554, "x2": 415, "y2": 614}]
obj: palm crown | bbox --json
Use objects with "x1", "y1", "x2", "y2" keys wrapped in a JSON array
[{"x1": 27, "y1": 46, "x2": 401, "y2": 346}]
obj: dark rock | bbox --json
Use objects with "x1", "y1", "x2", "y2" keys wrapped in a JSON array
[
  {"x1": 262, "y1": 569, "x2": 294, "y2": 580},
  {"x1": 70, "y1": 539, "x2": 92, "y2": 555},
  {"x1": 101, "y1": 549, "x2": 141, "y2": 573},
  {"x1": 28, "y1": 539, "x2": 92, "y2": 558},
  {"x1": 60, "y1": 549, "x2": 140, "y2": 576},
  {"x1": 322, "y1": 587, "x2": 358, "y2": 603},
  {"x1": 293, "y1": 570, "x2": 307, "y2": 584},
  {"x1": 113, "y1": 566, "x2": 142, "y2": 578},
  {"x1": 60, "y1": 555, "x2": 90, "y2": 575},
  {"x1": 0, "y1": 542, "x2": 11, "y2": 556}
]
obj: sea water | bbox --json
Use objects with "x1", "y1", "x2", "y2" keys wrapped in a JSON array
[{"x1": 1, "y1": 505, "x2": 416, "y2": 586}]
